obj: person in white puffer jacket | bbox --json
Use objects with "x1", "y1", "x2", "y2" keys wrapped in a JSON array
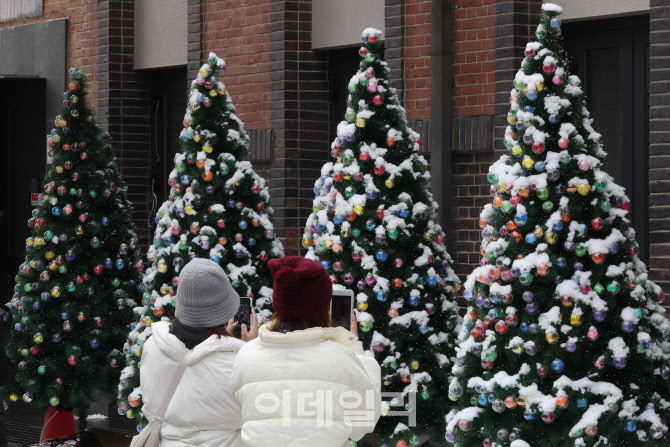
[
  {"x1": 231, "y1": 257, "x2": 382, "y2": 447},
  {"x1": 140, "y1": 258, "x2": 258, "y2": 447}
]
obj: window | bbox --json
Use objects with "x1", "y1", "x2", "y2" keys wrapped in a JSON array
[{"x1": 564, "y1": 16, "x2": 649, "y2": 261}]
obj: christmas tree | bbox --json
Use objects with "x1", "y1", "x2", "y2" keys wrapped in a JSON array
[
  {"x1": 117, "y1": 53, "x2": 284, "y2": 430},
  {"x1": 302, "y1": 28, "x2": 461, "y2": 446},
  {"x1": 2, "y1": 69, "x2": 143, "y2": 420},
  {"x1": 446, "y1": 5, "x2": 670, "y2": 447}
]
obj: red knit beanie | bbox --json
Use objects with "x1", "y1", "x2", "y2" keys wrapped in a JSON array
[{"x1": 269, "y1": 257, "x2": 332, "y2": 320}]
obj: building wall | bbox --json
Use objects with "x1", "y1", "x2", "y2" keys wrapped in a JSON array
[
  {"x1": 134, "y1": 0, "x2": 188, "y2": 70},
  {"x1": 404, "y1": 0, "x2": 497, "y2": 120},
  {"x1": 452, "y1": 0, "x2": 495, "y2": 117},
  {"x1": 449, "y1": 150, "x2": 494, "y2": 278},
  {"x1": 648, "y1": 0, "x2": 670, "y2": 293},
  {"x1": 0, "y1": 0, "x2": 99, "y2": 107},
  {"x1": 404, "y1": 0, "x2": 431, "y2": 120},
  {"x1": 545, "y1": 0, "x2": 650, "y2": 21},
  {"x1": 312, "y1": 0, "x2": 385, "y2": 49},
  {"x1": 202, "y1": 0, "x2": 272, "y2": 131},
  {"x1": 403, "y1": 0, "x2": 497, "y2": 281},
  {"x1": 269, "y1": 0, "x2": 330, "y2": 255}
]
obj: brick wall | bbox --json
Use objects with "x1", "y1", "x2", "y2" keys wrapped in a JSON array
[
  {"x1": 648, "y1": 0, "x2": 670, "y2": 293},
  {"x1": 0, "y1": 0, "x2": 99, "y2": 105},
  {"x1": 97, "y1": 0, "x2": 153, "y2": 246},
  {"x1": 403, "y1": 0, "x2": 497, "y2": 120},
  {"x1": 401, "y1": 0, "x2": 499, "y2": 280},
  {"x1": 203, "y1": 0, "x2": 272, "y2": 131},
  {"x1": 386, "y1": 0, "x2": 405, "y2": 102},
  {"x1": 446, "y1": 0, "x2": 540, "y2": 279},
  {"x1": 444, "y1": 0, "x2": 498, "y2": 280},
  {"x1": 493, "y1": 0, "x2": 542, "y2": 154},
  {"x1": 404, "y1": 0, "x2": 430, "y2": 120},
  {"x1": 452, "y1": 0, "x2": 496, "y2": 117},
  {"x1": 449, "y1": 150, "x2": 494, "y2": 278},
  {"x1": 270, "y1": 0, "x2": 330, "y2": 256}
]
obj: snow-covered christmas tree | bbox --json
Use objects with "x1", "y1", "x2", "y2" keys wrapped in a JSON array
[
  {"x1": 446, "y1": 5, "x2": 670, "y2": 447},
  {"x1": 302, "y1": 28, "x2": 461, "y2": 446},
  {"x1": 2, "y1": 69, "x2": 142, "y2": 422},
  {"x1": 117, "y1": 53, "x2": 284, "y2": 430}
]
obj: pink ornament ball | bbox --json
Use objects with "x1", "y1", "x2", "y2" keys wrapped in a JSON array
[
  {"x1": 579, "y1": 160, "x2": 589, "y2": 171},
  {"x1": 558, "y1": 137, "x2": 569, "y2": 149},
  {"x1": 587, "y1": 328, "x2": 599, "y2": 341},
  {"x1": 552, "y1": 75, "x2": 563, "y2": 85}
]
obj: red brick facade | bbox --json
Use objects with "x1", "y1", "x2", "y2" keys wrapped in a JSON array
[
  {"x1": 404, "y1": 0, "x2": 431, "y2": 120},
  {"x1": 452, "y1": 0, "x2": 495, "y2": 117},
  {"x1": 402, "y1": 0, "x2": 498, "y2": 279},
  {"x1": 203, "y1": 0, "x2": 272, "y2": 131},
  {"x1": 404, "y1": 0, "x2": 496, "y2": 120}
]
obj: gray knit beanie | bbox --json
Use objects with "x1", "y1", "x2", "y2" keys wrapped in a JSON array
[{"x1": 175, "y1": 258, "x2": 240, "y2": 328}]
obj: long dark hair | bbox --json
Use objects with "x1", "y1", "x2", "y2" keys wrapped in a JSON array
[
  {"x1": 207, "y1": 325, "x2": 230, "y2": 338},
  {"x1": 269, "y1": 308, "x2": 331, "y2": 333}
]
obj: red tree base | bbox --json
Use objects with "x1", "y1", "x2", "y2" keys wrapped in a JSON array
[{"x1": 41, "y1": 407, "x2": 77, "y2": 441}]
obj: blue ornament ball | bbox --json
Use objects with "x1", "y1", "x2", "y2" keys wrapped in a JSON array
[{"x1": 551, "y1": 358, "x2": 565, "y2": 372}]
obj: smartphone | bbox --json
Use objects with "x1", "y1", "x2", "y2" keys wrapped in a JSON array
[
  {"x1": 331, "y1": 289, "x2": 354, "y2": 329},
  {"x1": 233, "y1": 297, "x2": 252, "y2": 338}
]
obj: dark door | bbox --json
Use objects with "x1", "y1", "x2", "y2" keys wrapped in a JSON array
[
  {"x1": 0, "y1": 78, "x2": 47, "y2": 295},
  {"x1": 564, "y1": 16, "x2": 649, "y2": 261},
  {"x1": 148, "y1": 67, "x2": 187, "y2": 211},
  {"x1": 328, "y1": 47, "x2": 363, "y2": 141}
]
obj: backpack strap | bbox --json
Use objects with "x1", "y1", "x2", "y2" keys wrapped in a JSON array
[{"x1": 154, "y1": 351, "x2": 191, "y2": 420}]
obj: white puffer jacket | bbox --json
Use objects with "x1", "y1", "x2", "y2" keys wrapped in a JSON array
[
  {"x1": 231, "y1": 324, "x2": 382, "y2": 447},
  {"x1": 140, "y1": 321, "x2": 246, "y2": 447}
]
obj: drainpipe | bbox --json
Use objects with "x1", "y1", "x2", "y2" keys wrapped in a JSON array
[{"x1": 430, "y1": 0, "x2": 453, "y2": 238}]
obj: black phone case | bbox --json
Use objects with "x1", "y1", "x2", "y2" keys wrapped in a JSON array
[{"x1": 234, "y1": 300, "x2": 252, "y2": 338}]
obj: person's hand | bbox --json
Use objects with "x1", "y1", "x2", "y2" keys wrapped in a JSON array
[
  {"x1": 350, "y1": 311, "x2": 359, "y2": 338},
  {"x1": 226, "y1": 318, "x2": 239, "y2": 336},
  {"x1": 240, "y1": 308, "x2": 259, "y2": 342}
]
